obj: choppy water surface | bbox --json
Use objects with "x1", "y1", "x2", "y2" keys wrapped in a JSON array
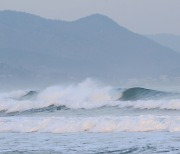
[{"x1": 0, "y1": 132, "x2": 180, "y2": 153}]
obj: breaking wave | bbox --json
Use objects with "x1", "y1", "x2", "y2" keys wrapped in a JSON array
[
  {"x1": 0, "y1": 115, "x2": 180, "y2": 133},
  {"x1": 0, "y1": 79, "x2": 179, "y2": 113}
]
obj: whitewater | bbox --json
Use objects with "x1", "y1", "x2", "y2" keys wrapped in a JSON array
[{"x1": 0, "y1": 79, "x2": 180, "y2": 153}]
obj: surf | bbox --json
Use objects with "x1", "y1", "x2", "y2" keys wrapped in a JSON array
[
  {"x1": 0, "y1": 79, "x2": 180, "y2": 113},
  {"x1": 0, "y1": 115, "x2": 180, "y2": 133}
]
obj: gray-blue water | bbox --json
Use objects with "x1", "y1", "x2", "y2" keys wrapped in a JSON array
[{"x1": 0, "y1": 80, "x2": 180, "y2": 153}]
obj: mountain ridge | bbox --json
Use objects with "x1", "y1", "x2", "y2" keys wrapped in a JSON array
[{"x1": 0, "y1": 10, "x2": 180, "y2": 88}]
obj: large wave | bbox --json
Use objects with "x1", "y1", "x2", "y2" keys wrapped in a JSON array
[
  {"x1": 119, "y1": 87, "x2": 172, "y2": 101},
  {"x1": 0, "y1": 79, "x2": 179, "y2": 113}
]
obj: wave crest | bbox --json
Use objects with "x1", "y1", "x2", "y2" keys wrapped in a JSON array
[{"x1": 0, "y1": 79, "x2": 179, "y2": 113}]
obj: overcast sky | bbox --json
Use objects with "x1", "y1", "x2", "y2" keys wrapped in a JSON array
[{"x1": 0, "y1": 0, "x2": 180, "y2": 35}]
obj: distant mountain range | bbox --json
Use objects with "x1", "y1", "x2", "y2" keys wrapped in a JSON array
[
  {"x1": 147, "y1": 34, "x2": 180, "y2": 53},
  {"x1": 0, "y1": 10, "x2": 180, "y2": 88}
]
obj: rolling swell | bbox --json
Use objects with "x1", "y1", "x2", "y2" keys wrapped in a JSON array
[{"x1": 119, "y1": 87, "x2": 174, "y2": 101}]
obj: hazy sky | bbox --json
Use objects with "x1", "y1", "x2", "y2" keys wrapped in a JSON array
[{"x1": 0, "y1": 0, "x2": 180, "y2": 35}]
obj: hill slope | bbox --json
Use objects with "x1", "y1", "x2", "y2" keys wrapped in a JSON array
[
  {"x1": 147, "y1": 34, "x2": 180, "y2": 53},
  {"x1": 0, "y1": 10, "x2": 180, "y2": 88}
]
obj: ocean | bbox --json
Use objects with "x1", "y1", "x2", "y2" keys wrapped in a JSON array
[{"x1": 0, "y1": 79, "x2": 180, "y2": 153}]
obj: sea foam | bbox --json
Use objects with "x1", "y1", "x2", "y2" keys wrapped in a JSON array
[
  {"x1": 0, "y1": 115, "x2": 180, "y2": 133},
  {"x1": 0, "y1": 79, "x2": 180, "y2": 113}
]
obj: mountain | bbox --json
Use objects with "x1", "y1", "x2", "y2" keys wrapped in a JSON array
[
  {"x1": 0, "y1": 10, "x2": 180, "y2": 88},
  {"x1": 0, "y1": 61, "x2": 36, "y2": 89},
  {"x1": 147, "y1": 34, "x2": 180, "y2": 53}
]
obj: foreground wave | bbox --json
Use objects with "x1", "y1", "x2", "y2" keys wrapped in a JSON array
[{"x1": 0, "y1": 115, "x2": 180, "y2": 133}]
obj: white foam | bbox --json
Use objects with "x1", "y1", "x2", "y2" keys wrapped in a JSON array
[
  {"x1": 0, "y1": 79, "x2": 119, "y2": 112},
  {"x1": 0, "y1": 79, "x2": 180, "y2": 112},
  {"x1": 0, "y1": 115, "x2": 180, "y2": 133}
]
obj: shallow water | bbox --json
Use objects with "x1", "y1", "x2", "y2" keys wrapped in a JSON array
[{"x1": 0, "y1": 132, "x2": 180, "y2": 153}]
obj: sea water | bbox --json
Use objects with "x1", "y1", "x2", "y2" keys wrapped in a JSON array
[{"x1": 0, "y1": 79, "x2": 180, "y2": 153}]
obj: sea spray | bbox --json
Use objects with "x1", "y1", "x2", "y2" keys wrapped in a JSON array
[{"x1": 0, "y1": 79, "x2": 180, "y2": 113}]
